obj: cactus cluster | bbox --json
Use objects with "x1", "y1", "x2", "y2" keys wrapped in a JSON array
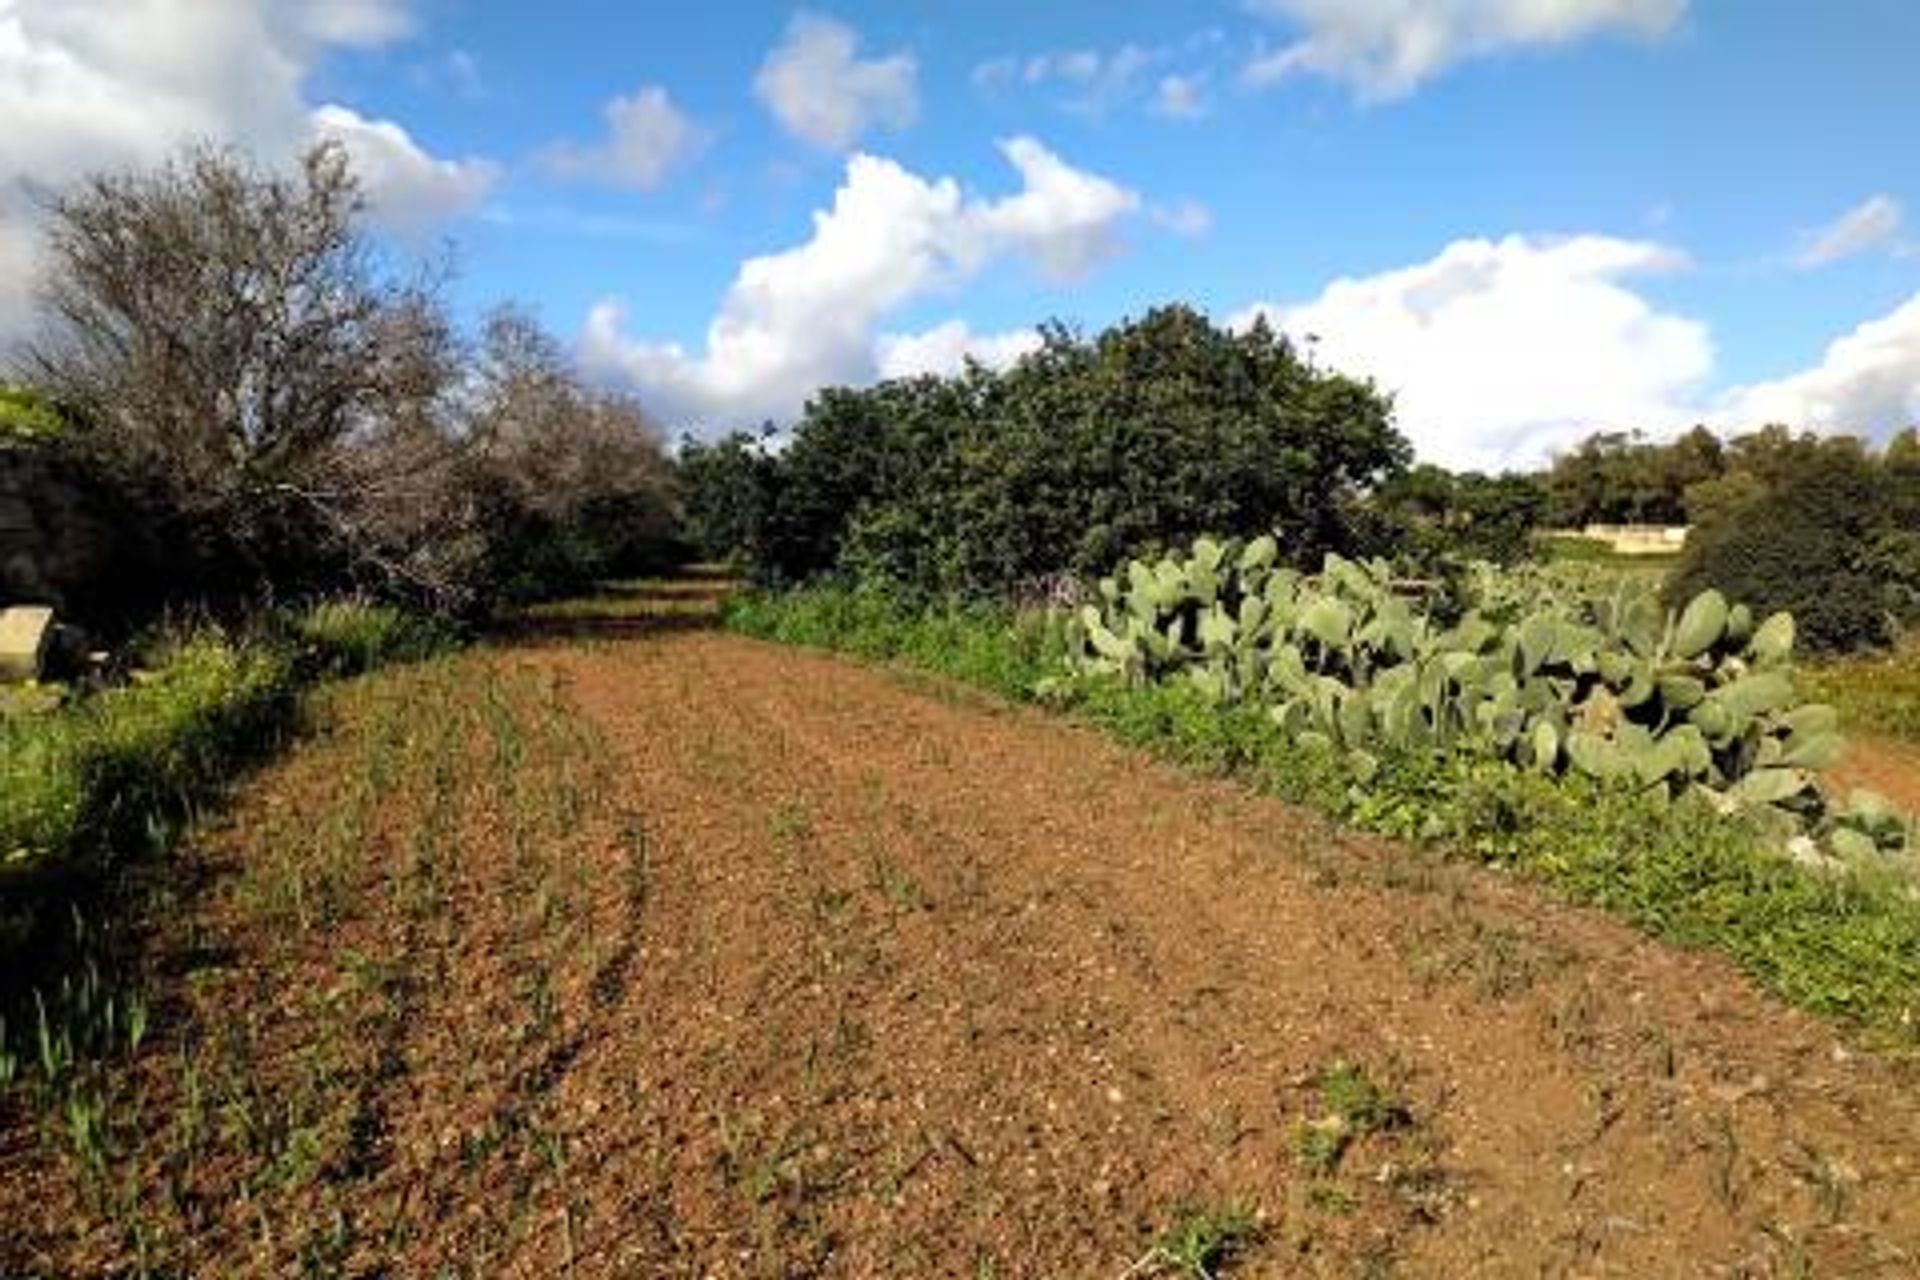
[{"x1": 1069, "y1": 536, "x2": 1853, "y2": 831}]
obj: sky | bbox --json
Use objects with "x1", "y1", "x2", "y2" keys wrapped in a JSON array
[{"x1": 2, "y1": 0, "x2": 1917, "y2": 470}]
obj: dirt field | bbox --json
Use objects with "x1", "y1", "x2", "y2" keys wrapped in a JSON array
[
  {"x1": 1830, "y1": 734, "x2": 1920, "y2": 818},
  {"x1": 6, "y1": 594, "x2": 1920, "y2": 1276}
]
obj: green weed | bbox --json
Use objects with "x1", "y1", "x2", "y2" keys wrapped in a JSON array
[{"x1": 1129, "y1": 1203, "x2": 1262, "y2": 1278}]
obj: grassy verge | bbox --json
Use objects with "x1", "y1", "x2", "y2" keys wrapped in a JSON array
[
  {"x1": 1802, "y1": 639, "x2": 1920, "y2": 744},
  {"x1": 726, "y1": 584, "x2": 1920, "y2": 1044},
  {"x1": 1, "y1": 600, "x2": 450, "y2": 988}
]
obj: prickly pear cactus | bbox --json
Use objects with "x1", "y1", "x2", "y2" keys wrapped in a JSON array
[{"x1": 1063, "y1": 539, "x2": 1862, "y2": 839}]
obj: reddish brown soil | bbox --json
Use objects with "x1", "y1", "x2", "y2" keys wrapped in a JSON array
[
  {"x1": 7, "y1": 621, "x2": 1920, "y2": 1276},
  {"x1": 1829, "y1": 734, "x2": 1920, "y2": 816}
]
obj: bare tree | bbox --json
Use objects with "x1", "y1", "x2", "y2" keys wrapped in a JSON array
[
  {"x1": 16, "y1": 142, "x2": 483, "y2": 611},
  {"x1": 464, "y1": 305, "x2": 677, "y2": 596}
]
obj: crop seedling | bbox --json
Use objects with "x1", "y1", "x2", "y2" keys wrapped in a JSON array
[
  {"x1": 1293, "y1": 1061, "x2": 1409, "y2": 1176},
  {"x1": 1125, "y1": 1203, "x2": 1262, "y2": 1279}
]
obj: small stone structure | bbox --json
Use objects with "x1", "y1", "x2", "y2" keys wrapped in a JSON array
[
  {"x1": 0, "y1": 604, "x2": 54, "y2": 683},
  {"x1": 1576, "y1": 524, "x2": 1689, "y2": 557}
]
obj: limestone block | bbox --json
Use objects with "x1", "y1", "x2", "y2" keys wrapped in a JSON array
[{"x1": 0, "y1": 604, "x2": 54, "y2": 682}]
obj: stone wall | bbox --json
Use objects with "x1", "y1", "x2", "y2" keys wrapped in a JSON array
[{"x1": 0, "y1": 443, "x2": 150, "y2": 626}]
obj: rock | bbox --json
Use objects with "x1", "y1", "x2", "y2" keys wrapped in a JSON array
[{"x1": 0, "y1": 604, "x2": 54, "y2": 683}]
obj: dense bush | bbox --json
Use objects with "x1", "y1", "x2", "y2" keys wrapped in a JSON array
[
  {"x1": 1367, "y1": 464, "x2": 1547, "y2": 568},
  {"x1": 462, "y1": 308, "x2": 682, "y2": 602},
  {"x1": 1544, "y1": 426, "x2": 1725, "y2": 527},
  {"x1": 684, "y1": 306, "x2": 1409, "y2": 597},
  {"x1": 725, "y1": 584, "x2": 1920, "y2": 1037},
  {"x1": 19, "y1": 143, "x2": 486, "y2": 614},
  {"x1": 1669, "y1": 434, "x2": 1920, "y2": 653}
]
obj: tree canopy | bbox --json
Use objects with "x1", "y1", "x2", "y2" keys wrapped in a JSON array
[{"x1": 681, "y1": 305, "x2": 1410, "y2": 597}]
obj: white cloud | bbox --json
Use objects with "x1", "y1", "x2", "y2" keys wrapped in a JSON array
[
  {"x1": 295, "y1": 0, "x2": 413, "y2": 47},
  {"x1": 577, "y1": 137, "x2": 1138, "y2": 429},
  {"x1": 975, "y1": 37, "x2": 1224, "y2": 118},
  {"x1": 1026, "y1": 44, "x2": 1153, "y2": 114},
  {"x1": 874, "y1": 321, "x2": 1042, "y2": 380},
  {"x1": 1717, "y1": 293, "x2": 1920, "y2": 434},
  {"x1": 754, "y1": 12, "x2": 917, "y2": 150},
  {"x1": 1151, "y1": 74, "x2": 1210, "y2": 119},
  {"x1": 1151, "y1": 199, "x2": 1214, "y2": 237},
  {"x1": 1795, "y1": 194, "x2": 1904, "y2": 268},
  {"x1": 1232, "y1": 234, "x2": 1713, "y2": 470},
  {"x1": 541, "y1": 86, "x2": 704, "y2": 190},
  {"x1": 309, "y1": 105, "x2": 498, "y2": 235},
  {"x1": 1242, "y1": 0, "x2": 1687, "y2": 100},
  {"x1": 0, "y1": 0, "x2": 495, "y2": 335}
]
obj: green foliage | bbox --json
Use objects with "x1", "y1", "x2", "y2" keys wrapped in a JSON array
[
  {"x1": 1, "y1": 634, "x2": 293, "y2": 882},
  {"x1": 1293, "y1": 1062, "x2": 1409, "y2": 1175},
  {"x1": 676, "y1": 430, "x2": 782, "y2": 564},
  {"x1": 725, "y1": 585, "x2": 1920, "y2": 1040},
  {"x1": 0, "y1": 603, "x2": 448, "y2": 971},
  {"x1": 724, "y1": 582, "x2": 1070, "y2": 703},
  {"x1": 1148, "y1": 1203, "x2": 1262, "y2": 1278},
  {"x1": 0, "y1": 384, "x2": 68, "y2": 443},
  {"x1": 1801, "y1": 641, "x2": 1920, "y2": 744},
  {"x1": 1369, "y1": 465, "x2": 1548, "y2": 568},
  {"x1": 283, "y1": 599, "x2": 452, "y2": 678},
  {"x1": 1065, "y1": 539, "x2": 1851, "y2": 848},
  {"x1": 1544, "y1": 425, "x2": 1725, "y2": 526},
  {"x1": 1669, "y1": 433, "x2": 1920, "y2": 653},
  {"x1": 685, "y1": 306, "x2": 1408, "y2": 596}
]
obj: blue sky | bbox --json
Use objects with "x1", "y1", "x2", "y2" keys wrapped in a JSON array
[{"x1": 3, "y1": 1, "x2": 1917, "y2": 467}]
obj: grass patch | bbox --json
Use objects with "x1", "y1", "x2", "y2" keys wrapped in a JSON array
[
  {"x1": 1802, "y1": 638, "x2": 1920, "y2": 744},
  {"x1": 725, "y1": 584, "x2": 1920, "y2": 1044},
  {"x1": 1540, "y1": 533, "x2": 1681, "y2": 576}
]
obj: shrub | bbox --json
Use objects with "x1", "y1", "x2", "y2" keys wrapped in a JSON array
[{"x1": 1667, "y1": 444, "x2": 1901, "y2": 653}]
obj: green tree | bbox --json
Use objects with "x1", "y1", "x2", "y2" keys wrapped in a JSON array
[{"x1": 702, "y1": 304, "x2": 1410, "y2": 597}]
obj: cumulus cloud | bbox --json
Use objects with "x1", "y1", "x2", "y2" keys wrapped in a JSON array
[
  {"x1": 541, "y1": 86, "x2": 705, "y2": 190},
  {"x1": 577, "y1": 138, "x2": 1138, "y2": 429},
  {"x1": 1795, "y1": 194, "x2": 1904, "y2": 268},
  {"x1": 1717, "y1": 293, "x2": 1920, "y2": 435},
  {"x1": 309, "y1": 106, "x2": 498, "y2": 235},
  {"x1": 1232, "y1": 234, "x2": 1713, "y2": 470},
  {"x1": 874, "y1": 321, "x2": 1042, "y2": 380},
  {"x1": 1242, "y1": 0, "x2": 1687, "y2": 100},
  {"x1": 295, "y1": 0, "x2": 413, "y2": 47},
  {"x1": 0, "y1": 0, "x2": 495, "y2": 334},
  {"x1": 754, "y1": 12, "x2": 917, "y2": 150}
]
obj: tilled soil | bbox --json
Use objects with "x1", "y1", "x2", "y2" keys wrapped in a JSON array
[
  {"x1": 517, "y1": 631, "x2": 1920, "y2": 1277},
  {"x1": 6, "y1": 622, "x2": 1920, "y2": 1276}
]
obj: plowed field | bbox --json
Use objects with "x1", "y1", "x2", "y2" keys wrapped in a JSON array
[{"x1": 6, "y1": 587, "x2": 1919, "y2": 1277}]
